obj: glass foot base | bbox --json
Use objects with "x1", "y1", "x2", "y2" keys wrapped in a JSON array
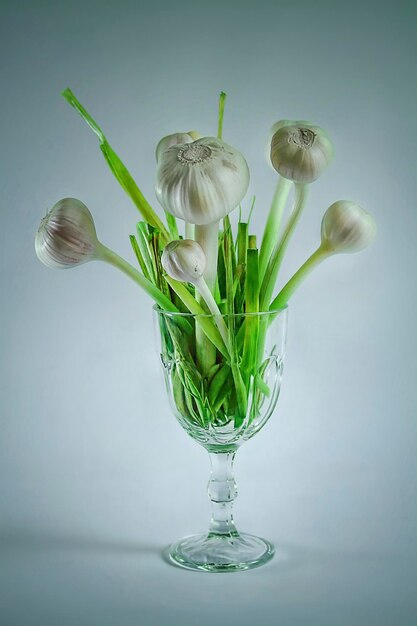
[{"x1": 168, "y1": 532, "x2": 275, "y2": 572}]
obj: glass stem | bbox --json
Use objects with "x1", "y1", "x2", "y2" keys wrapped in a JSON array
[{"x1": 207, "y1": 452, "x2": 238, "y2": 537}]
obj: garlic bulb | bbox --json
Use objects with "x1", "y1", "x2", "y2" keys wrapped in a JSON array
[
  {"x1": 155, "y1": 133, "x2": 194, "y2": 163},
  {"x1": 264, "y1": 119, "x2": 292, "y2": 169},
  {"x1": 161, "y1": 239, "x2": 205, "y2": 284},
  {"x1": 270, "y1": 200, "x2": 376, "y2": 311},
  {"x1": 155, "y1": 137, "x2": 250, "y2": 225},
  {"x1": 270, "y1": 120, "x2": 333, "y2": 183},
  {"x1": 321, "y1": 201, "x2": 377, "y2": 254},
  {"x1": 35, "y1": 198, "x2": 102, "y2": 268}
]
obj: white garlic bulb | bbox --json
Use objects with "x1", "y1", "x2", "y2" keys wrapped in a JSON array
[
  {"x1": 321, "y1": 201, "x2": 377, "y2": 254},
  {"x1": 264, "y1": 119, "x2": 292, "y2": 169},
  {"x1": 161, "y1": 239, "x2": 206, "y2": 284},
  {"x1": 270, "y1": 120, "x2": 333, "y2": 183},
  {"x1": 35, "y1": 198, "x2": 102, "y2": 268},
  {"x1": 155, "y1": 137, "x2": 250, "y2": 225},
  {"x1": 155, "y1": 132, "x2": 194, "y2": 163}
]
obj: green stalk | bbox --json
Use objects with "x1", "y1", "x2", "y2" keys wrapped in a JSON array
[
  {"x1": 213, "y1": 379, "x2": 232, "y2": 413},
  {"x1": 207, "y1": 363, "x2": 221, "y2": 384},
  {"x1": 270, "y1": 246, "x2": 328, "y2": 311},
  {"x1": 149, "y1": 230, "x2": 171, "y2": 298},
  {"x1": 254, "y1": 371, "x2": 271, "y2": 397},
  {"x1": 62, "y1": 88, "x2": 170, "y2": 242},
  {"x1": 172, "y1": 367, "x2": 189, "y2": 422},
  {"x1": 258, "y1": 177, "x2": 292, "y2": 283},
  {"x1": 97, "y1": 244, "x2": 191, "y2": 333},
  {"x1": 237, "y1": 222, "x2": 248, "y2": 268},
  {"x1": 208, "y1": 363, "x2": 231, "y2": 407},
  {"x1": 260, "y1": 183, "x2": 308, "y2": 311},
  {"x1": 247, "y1": 196, "x2": 256, "y2": 228},
  {"x1": 136, "y1": 222, "x2": 157, "y2": 283},
  {"x1": 165, "y1": 212, "x2": 179, "y2": 240},
  {"x1": 129, "y1": 235, "x2": 151, "y2": 281},
  {"x1": 217, "y1": 231, "x2": 227, "y2": 300},
  {"x1": 164, "y1": 276, "x2": 228, "y2": 359},
  {"x1": 227, "y1": 233, "x2": 257, "y2": 352},
  {"x1": 196, "y1": 278, "x2": 230, "y2": 348},
  {"x1": 224, "y1": 216, "x2": 237, "y2": 266},
  {"x1": 241, "y1": 247, "x2": 260, "y2": 387},
  {"x1": 235, "y1": 222, "x2": 248, "y2": 311},
  {"x1": 235, "y1": 320, "x2": 245, "y2": 352},
  {"x1": 237, "y1": 221, "x2": 248, "y2": 297},
  {"x1": 217, "y1": 91, "x2": 227, "y2": 139},
  {"x1": 223, "y1": 220, "x2": 247, "y2": 421},
  {"x1": 259, "y1": 178, "x2": 311, "y2": 374}
]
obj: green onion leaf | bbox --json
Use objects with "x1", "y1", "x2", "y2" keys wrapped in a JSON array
[{"x1": 62, "y1": 88, "x2": 170, "y2": 241}]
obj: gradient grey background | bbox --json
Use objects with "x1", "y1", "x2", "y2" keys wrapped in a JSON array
[{"x1": 1, "y1": 0, "x2": 416, "y2": 624}]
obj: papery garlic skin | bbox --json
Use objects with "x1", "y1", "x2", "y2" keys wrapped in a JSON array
[
  {"x1": 155, "y1": 132, "x2": 194, "y2": 163},
  {"x1": 264, "y1": 119, "x2": 294, "y2": 169},
  {"x1": 321, "y1": 201, "x2": 377, "y2": 254},
  {"x1": 270, "y1": 120, "x2": 333, "y2": 183},
  {"x1": 162, "y1": 239, "x2": 206, "y2": 284},
  {"x1": 155, "y1": 137, "x2": 250, "y2": 225},
  {"x1": 35, "y1": 198, "x2": 101, "y2": 269}
]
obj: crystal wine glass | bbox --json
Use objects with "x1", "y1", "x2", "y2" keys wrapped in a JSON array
[{"x1": 153, "y1": 306, "x2": 288, "y2": 572}]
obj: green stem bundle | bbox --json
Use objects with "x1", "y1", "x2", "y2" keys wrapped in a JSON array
[
  {"x1": 57, "y1": 87, "x2": 343, "y2": 430},
  {"x1": 241, "y1": 243, "x2": 260, "y2": 388},
  {"x1": 258, "y1": 177, "x2": 292, "y2": 283},
  {"x1": 260, "y1": 183, "x2": 308, "y2": 311}
]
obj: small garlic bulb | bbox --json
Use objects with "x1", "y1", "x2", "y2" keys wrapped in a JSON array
[
  {"x1": 35, "y1": 198, "x2": 102, "y2": 268},
  {"x1": 321, "y1": 201, "x2": 377, "y2": 254},
  {"x1": 155, "y1": 132, "x2": 194, "y2": 163},
  {"x1": 161, "y1": 239, "x2": 206, "y2": 284},
  {"x1": 270, "y1": 120, "x2": 333, "y2": 183},
  {"x1": 155, "y1": 137, "x2": 250, "y2": 225}
]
